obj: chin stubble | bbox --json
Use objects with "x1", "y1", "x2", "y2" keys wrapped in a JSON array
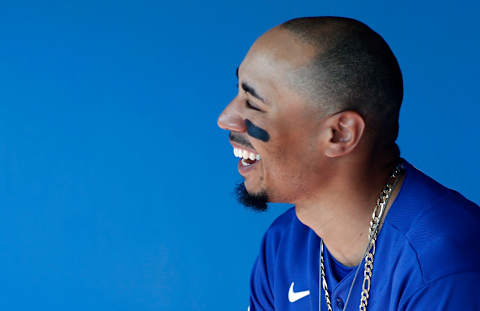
[{"x1": 234, "y1": 182, "x2": 269, "y2": 212}]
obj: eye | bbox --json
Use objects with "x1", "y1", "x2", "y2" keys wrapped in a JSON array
[{"x1": 246, "y1": 100, "x2": 262, "y2": 112}]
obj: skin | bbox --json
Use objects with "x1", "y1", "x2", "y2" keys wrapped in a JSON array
[{"x1": 217, "y1": 26, "x2": 404, "y2": 267}]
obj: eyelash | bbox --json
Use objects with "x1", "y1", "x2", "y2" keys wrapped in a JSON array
[
  {"x1": 246, "y1": 100, "x2": 262, "y2": 112},
  {"x1": 235, "y1": 83, "x2": 263, "y2": 112}
]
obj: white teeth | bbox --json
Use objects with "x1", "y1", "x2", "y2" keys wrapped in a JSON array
[
  {"x1": 241, "y1": 159, "x2": 249, "y2": 166},
  {"x1": 232, "y1": 147, "x2": 261, "y2": 161}
]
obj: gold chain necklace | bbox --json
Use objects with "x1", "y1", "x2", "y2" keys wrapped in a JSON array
[{"x1": 319, "y1": 163, "x2": 404, "y2": 311}]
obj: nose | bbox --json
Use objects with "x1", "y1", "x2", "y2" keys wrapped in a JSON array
[{"x1": 217, "y1": 98, "x2": 245, "y2": 132}]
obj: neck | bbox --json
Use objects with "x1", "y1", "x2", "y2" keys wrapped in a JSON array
[{"x1": 294, "y1": 154, "x2": 404, "y2": 267}]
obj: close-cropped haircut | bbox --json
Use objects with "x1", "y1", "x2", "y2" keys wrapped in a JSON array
[{"x1": 280, "y1": 17, "x2": 403, "y2": 151}]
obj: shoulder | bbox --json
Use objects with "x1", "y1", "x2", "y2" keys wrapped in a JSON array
[
  {"x1": 400, "y1": 272, "x2": 480, "y2": 310},
  {"x1": 257, "y1": 206, "x2": 311, "y2": 260},
  {"x1": 388, "y1": 160, "x2": 480, "y2": 284},
  {"x1": 266, "y1": 207, "x2": 297, "y2": 234},
  {"x1": 261, "y1": 207, "x2": 297, "y2": 248}
]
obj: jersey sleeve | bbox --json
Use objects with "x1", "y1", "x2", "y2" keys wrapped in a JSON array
[
  {"x1": 401, "y1": 272, "x2": 480, "y2": 310},
  {"x1": 248, "y1": 231, "x2": 276, "y2": 311}
]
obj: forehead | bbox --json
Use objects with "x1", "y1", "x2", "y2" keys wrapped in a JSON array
[{"x1": 238, "y1": 28, "x2": 316, "y2": 99}]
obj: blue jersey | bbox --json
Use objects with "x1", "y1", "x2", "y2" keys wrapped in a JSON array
[{"x1": 248, "y1": 159, "x2": 480, "y2": 310}]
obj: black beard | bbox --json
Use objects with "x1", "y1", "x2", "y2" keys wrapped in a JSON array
[{"x1": 235, "y1": 182, "x2": 269, "y2": 212}]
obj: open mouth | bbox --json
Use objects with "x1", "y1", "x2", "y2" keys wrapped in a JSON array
[{"x1": 233, "y1": 146, "x2": 261, "y2": 167}]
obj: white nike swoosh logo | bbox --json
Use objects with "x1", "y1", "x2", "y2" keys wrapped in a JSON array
[{"x1": 288, "y1": 282, "x2": 310, "y2": 303}]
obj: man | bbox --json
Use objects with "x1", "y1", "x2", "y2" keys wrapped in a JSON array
[{"x1": 217, "y1": 16, "x2": 480, "y2": 310}]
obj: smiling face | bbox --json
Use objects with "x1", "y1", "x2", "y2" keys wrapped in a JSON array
[{"x1": 217, "y1": 27, "x2": 334, "y2": 205}]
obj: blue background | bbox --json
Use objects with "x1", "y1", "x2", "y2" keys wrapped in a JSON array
[{"x1": 0, "y1": 1, "x2": 478, "y2": 310}]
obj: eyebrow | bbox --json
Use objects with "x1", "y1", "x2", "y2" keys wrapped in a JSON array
[{"x1": 236, "y1": 66, "x2": 267, "y2": 104}]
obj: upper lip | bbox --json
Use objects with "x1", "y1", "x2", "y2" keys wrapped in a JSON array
[{"x1": 230, "y1": 141, "x2": 258, "y2": 154}]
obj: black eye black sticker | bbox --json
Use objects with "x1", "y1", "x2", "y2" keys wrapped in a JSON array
[{"x1": 245, "y1": 119, "x2": 270, "y2": 142}]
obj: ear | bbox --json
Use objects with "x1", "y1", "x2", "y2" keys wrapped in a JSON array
[{"x1": 324, "y1": 111, "x2": 365, "y2": 158}]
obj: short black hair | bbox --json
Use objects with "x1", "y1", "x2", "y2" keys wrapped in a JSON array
[{"x1": 280, "y1": 17, "x2": 403, "y2": 151}]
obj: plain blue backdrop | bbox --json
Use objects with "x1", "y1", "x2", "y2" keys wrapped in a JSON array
[{"x1": 0, "y1": 1, "x2": 478, "y2": 310}]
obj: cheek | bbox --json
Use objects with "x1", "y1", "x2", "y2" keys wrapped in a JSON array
[{"x1": 263, "y1": 129, "x2": 311, "y2": 178}]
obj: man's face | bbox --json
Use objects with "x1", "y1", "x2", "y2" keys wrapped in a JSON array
[{"x1": 218, "y1": 28, "x2": 330, "y2": 207}]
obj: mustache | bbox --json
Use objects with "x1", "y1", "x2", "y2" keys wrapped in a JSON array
[{"x1": 229, "y1": 132, "x2": 255, "y2": 150}]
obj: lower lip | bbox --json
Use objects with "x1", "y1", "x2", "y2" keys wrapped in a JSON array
[{"x1": 238, "y1": 159, "x2": 259, "y2": 175}]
